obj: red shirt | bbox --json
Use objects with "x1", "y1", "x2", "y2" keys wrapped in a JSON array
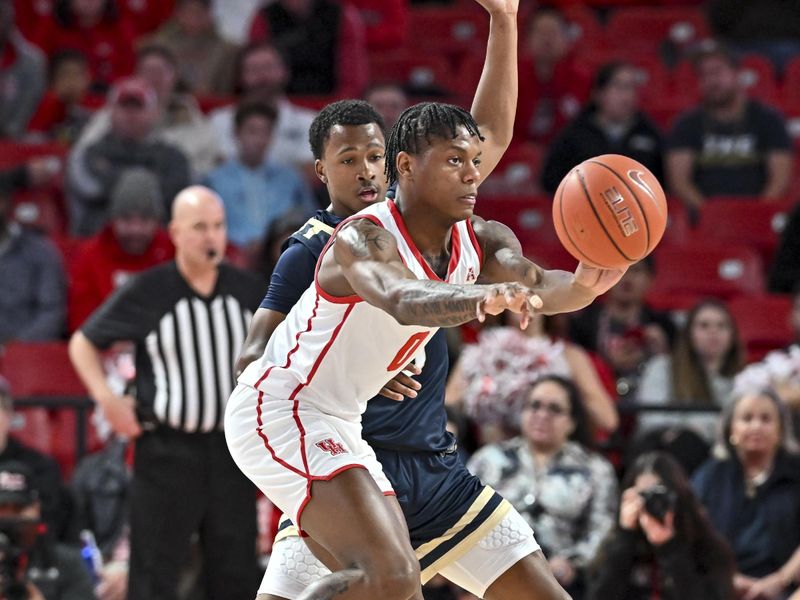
[
  {"x1": 68, "y1": 227, "x2": 174, "y2": 332},
  {"x1": 31, "y1": 15, "x2": 137, "y2": 86},
  {"x1": 28, "y1": 91, "x2": 105, "y2": 137},
  {"x1": 515, "y1": 54, "x2": 592, "y2": 144}
]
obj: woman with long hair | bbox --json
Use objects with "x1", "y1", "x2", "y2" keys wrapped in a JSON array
[
  {"x1": 636, "y1": 299, "x2": 745, "y2": 443},
  {"x1": 589, "y1": 451, "x2": 735, "y2": 600},
  {"x1": 693, "y1": 388, "x2": 800, "y2": 600},
  {"x1": 468, "y1": 375, "x2": 618, "y2": 597}
]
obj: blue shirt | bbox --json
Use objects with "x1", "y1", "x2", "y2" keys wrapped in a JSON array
[
  {"x1": 261, "y1": 208, "x2": 455, "y2": 453},
  {"x1": 205, "y1": 158, "x2": 316, "y2": 246}
]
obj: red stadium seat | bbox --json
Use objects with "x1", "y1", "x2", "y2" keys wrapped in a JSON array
[
  {"x1": 369, "y1": 52, "x2": 456, "y2": 95},
  {"x1": 729, "y1": 294, "x2": 795, "y2": 360},
  {"x1": 661, "y1": 198, "x2": 691, "y2": 247},
  {"x1": 475, "y1": 195, "x2": 558, "y2": 245},
  {"x1": 0, "y1": 141, "x2": 67, "y2": 170},
  {"x1": 783, "y1": 56, "x2": 800, "y2": 107},
  {"x1": 605, "y1": 7, "x2": 708, "y2": 57},
  {"x1": 738, "y1": 56, "x2": 780, "y2": 105},
  {"x1": 647, "y1": 243, "x2": 765, "y2": 299},
  {"x1": 694, "y1": 199, "x2": 794, "y2": 265},
  {"x1": 10, "y1": 407, "x2": 52, "y2": 455},
  {"x1": 407, "y1": 8, "x2": 489, "y2": 62},
  {"x1": 480, "y1": 144, "x2": 545, "y2": 197},
  {"x1": 0, "y1": 342, "x2": 86, "y2": 398}
]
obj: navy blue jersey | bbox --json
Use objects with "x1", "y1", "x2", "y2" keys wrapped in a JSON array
[{"x1": 258, "y1": 208, "x2": 455, "y2": 453}]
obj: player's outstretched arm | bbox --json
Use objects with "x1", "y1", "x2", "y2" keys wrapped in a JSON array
[
  {"x1": 470, "y1": 0, "x2": 519, "y2": 179},
  {"x1": 329, "y1": 219, "x2": 541, "y2": 328},
  {"x1": 471, "y1": 216, "x2": 627, "y2": 314}
]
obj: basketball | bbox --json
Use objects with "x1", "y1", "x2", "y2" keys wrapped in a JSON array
[{"x1": 552, "y1": 154, "x2": 668, "y2": 269}]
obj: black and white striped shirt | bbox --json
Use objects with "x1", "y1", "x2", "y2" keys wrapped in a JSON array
[{"x1": 82, "y1": 262, "x2": 263, "y2": 433}]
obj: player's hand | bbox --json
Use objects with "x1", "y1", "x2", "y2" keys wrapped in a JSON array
[
  {"x1": 379, "y1": 363, "x2": 422, "y2": 402},
  {"x1": 98, "y1": 393, "x2": 142, "y2": 439},
  {"x1": 476, "y1": 283, "x2": 542, "y2": 329},
  {"x1": 474, "y1": 0, "x2": 518, "y2": 15},
  {"x1": 574, "y1": 262, "x2": 627, "y2": 297}
]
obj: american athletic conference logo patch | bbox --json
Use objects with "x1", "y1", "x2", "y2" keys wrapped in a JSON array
[{"x1": 315, "y1": 438, "x2": 348, "y2": 456}]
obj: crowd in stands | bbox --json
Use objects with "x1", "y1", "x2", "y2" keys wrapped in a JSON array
[{"x1": 0, "y1": 0, "x2": 799, "y2": 599}]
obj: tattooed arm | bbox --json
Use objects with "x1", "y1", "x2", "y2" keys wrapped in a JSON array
[
  {"x1": 322, "y1": 219, "x2": 542, "y2": 328},
  {"x1": 471, "y1": 216, "x2": 627, "y2": 314}
]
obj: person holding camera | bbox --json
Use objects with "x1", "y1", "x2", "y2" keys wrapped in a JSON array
[
  {"x1": 589, "y1": 451, "x2": 734, "y2": 600},
  {"x1": 0, "y1": 459, "x2": 95, "y2": 600}
]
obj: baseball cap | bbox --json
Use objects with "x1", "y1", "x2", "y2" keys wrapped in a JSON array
[
  {"x1": 110, "y1": 78, "x2": 157, "y2": 110},
  {"x1": 0, "y1": 461, "x2": 36, "y2": 506}
]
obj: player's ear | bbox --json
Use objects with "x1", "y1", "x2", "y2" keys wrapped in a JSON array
[
  {"x1": 396, "y1": 151, "x2": 413, "y2": 181},
  {"x1": 315, "y1": 159, "x2": 328, "y2": 185}
]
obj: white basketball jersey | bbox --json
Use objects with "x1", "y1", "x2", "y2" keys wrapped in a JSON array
[{"x1": 239, "y1": 200, "x2": 483, "y2": 421}]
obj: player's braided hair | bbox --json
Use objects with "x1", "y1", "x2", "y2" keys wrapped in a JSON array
[
  {"x1": 385, "y1": 102, "x2": 484, "y2": 185},
  {"x1": 308, "y1": 100, "x2": 386, "y2": 160}
]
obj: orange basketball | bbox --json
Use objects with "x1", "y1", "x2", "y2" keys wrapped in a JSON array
[{"x1": 552, "y1": 154, "x2": 667, "y2": 269}]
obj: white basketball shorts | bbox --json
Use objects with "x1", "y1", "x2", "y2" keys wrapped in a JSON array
[{"x1": 225, "y1": 383, "x2": 394, "y2": 527}]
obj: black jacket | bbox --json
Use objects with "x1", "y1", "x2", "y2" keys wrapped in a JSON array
[{"x1": 541, "y1": 108, "x2": 664, "y2": 194}]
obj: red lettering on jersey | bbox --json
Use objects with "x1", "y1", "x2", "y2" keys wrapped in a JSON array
[
  {"x1": 386, "y1": 331, "x2": 430, "y2": 371},
  {"x1": 315, "y1": 439, "x2": 348, "y2": 456}
]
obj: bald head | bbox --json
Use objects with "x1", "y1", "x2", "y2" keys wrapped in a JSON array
[{"x1": 169, "y1": 186, "x2": 227, "y2": 270}]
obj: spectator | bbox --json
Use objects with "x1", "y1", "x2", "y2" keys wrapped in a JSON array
[
  {"x1": 446, "y1": 314, "x2": 618, "y2": 444},
  {"x1": 589, "y1": 451, "x2": 734, "y2": 600},
  {"x1": 73, "y1": 45, "x2": 219, "y2": 179},
  {"x1": 28, "y1": 49, "x2": 104, "y2": 144},
  {"x1": 69, "y1": 186, "x2": 262, "y2": 600},
  {"x1": 146, "y1": 0, "x2": 238, "y2": 96},
  {"x1": 248, "y1": 0, "x2": 368, "y2": 98},
  {"x1": 31, "y1": 0, "x2": 136, "y2": 89},
  {"x1": 541, "y1": 62, "x2": 664, "y2": 194},
  {"x1": 205, "y1": 102, "x2": 315, "y2": 252},
  {"x1": 68, "y1": 168, "x2": 174, "y2": 332},
  {"x1": 693, "y1": 388, "x2": 800, "y2": 599},
  {"x1": 209, "y1": 0, "x2": 262, "y2": 44},
  {"x1": 636, "y1": 299, "x2": 745, "y2": 444},
  {"x1": 209, "y1": 42, "x2": 317, "y2": 173},
  {"x1": 515, "y1": 6, "x2": 591, "y2": 145},
  {"x1": 346, "y1": 0, "x2": 408, "y2": 51},
  {"x1": 67, "y1": 77, "x2": 190, "y2": 236},
  {"x1": 0, "y1": 177, "x2": 66, "y2": 342},
  {"x1": 70, "y1": 438, "x2": 131, "y2": 600},
  {"x1": 468, "y1": 375, "x2": 618, "y2": 598},
  {"x1": 768, "y1": 204, "x2": 800, "y2": 294},
  {"x1": 255, "y1": 210, "x2": 308, "y2": 281},
  {"x1": 365, "y1": 82, "x2": 409, "y2": 130},
  {"x1": 666, "y1": 42, "x2": 792, "y2": 216},
  {"x1": 0, "y1": 0, "x2": 46, "y2": 138},
  {"x1": 708, "y1": 0, "x2": 800, "y2": 72},
  {"x1": 0, "y1": 459, "x2": 96, "y2": 599},
  {"x1": 569, "y1": 257, "x2": 675, "y2": 398},
  {"x1": 0, "y1": 377, "x2": 69, "y2": 538}
]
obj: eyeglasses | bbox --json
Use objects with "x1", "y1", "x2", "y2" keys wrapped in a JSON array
[{"x1": 525, "y1": 399, "x2": 568, "y2": 417}]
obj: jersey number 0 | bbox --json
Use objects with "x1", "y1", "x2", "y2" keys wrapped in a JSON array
[{"x1": 386, "y1": 332, "x2": 430, "y2": 371}]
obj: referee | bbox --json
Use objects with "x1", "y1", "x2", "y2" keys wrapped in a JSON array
[{"x1": 69, "y1": 186, "x2": 262, "y2": 600}]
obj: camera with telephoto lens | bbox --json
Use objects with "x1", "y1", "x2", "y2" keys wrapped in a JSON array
[
  {"x1": 0, "y1": 529, "x2": 28, "y2": 600},
  {"x1": 639, "y1": 484, "x2": 676, "y2": 522}
]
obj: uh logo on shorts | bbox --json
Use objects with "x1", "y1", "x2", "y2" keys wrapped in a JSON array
[{"x1": 315, "y1": 438, "x2": 348, "y2": 456}]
